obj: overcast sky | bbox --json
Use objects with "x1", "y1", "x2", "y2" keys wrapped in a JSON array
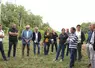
[{"x1": 2, "y1": 0, "x2": 95, "y2": 31}]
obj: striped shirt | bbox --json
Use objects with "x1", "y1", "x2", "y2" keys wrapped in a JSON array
[{"x1": 67, "y1": 33, "x2": 78, "y2": 49}]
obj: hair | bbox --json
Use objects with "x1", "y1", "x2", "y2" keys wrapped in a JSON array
[
  {"x1": 76, "y1": 24, "x2": 81, "y2": 27},
  {"x1": 71, "y1": 27, "x2": 76, "y2": 31},
  {"x1": 61, "y1": 28, "x2": 65, "y2": 31}
]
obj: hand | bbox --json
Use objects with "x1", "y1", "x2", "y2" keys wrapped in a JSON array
[
  {"x1": 47, "y1": 33, "x2": 49, "y2": 35},
  {"x1": 25, "y1": 39, "x2": 29, "y2": 43}
]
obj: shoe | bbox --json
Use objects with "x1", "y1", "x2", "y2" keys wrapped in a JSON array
[
  {"x1": 7, "y1": 57, "x2": 10, "y2": 60},
  {"x1": 4, "y1": 58, "x2": 8, "y2": 61},
  {"x1": 59, "y1": 59, "x2": 64, "y2": 62}
]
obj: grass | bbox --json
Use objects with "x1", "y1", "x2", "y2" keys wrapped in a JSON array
[{"x1": 0, "y1": 37, "x2": 88, "y2": 68}]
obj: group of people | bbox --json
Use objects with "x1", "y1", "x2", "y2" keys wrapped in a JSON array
[{"x1": 0, "y1": 23, "x2": 95, "y2": 68}]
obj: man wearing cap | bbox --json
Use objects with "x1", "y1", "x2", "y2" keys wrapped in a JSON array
[
  {"x1": 21, "y1": 25, "x2": 33, "y2": 56},
  {"x1": 32, "y1": 27, "x2": 41, "y2": 55}
]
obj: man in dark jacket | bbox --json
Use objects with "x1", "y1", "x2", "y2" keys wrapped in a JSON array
[
  {"x1": 51, "y1": 30, "x2": 58, "y2": 52},
  {"x1": 55, "y1": 28, "x2": 68, "y2": 61},
  {"x1": 32, "y1": 27, "x2": 41, "y2": 55},
  {"x1": 76, "y1": 25, "x2": 85, "y2": 61}
]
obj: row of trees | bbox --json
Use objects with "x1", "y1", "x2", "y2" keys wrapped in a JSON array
[{"x1": 1, "y1": 3, "x2": 53, "y2": 39}]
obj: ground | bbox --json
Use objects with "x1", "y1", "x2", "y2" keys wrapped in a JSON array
[{"x1": 0, "y1": 38, "x2": 88, "y2": 68}]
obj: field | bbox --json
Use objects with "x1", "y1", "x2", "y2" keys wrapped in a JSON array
[{"x1": 0, "y1": 38, "x2": 88, "y2": 68}]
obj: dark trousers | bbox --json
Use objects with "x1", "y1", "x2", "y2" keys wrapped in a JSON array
[
  {"x1": 56, "y1": 44, "x2": 65, "y2": 60},
  {"x1": 44, "y1": 42, "x2": 50, "y2": 55},
  {"x1": 22, "y1": 44, "x2": 30, "y2": 56},
  {"x1": 76, "y1": 43, "x2": 82, "y2": 61},
  {"x1": 0, "y1": 42, "x2": 7, "y2": 60},
  {"x1": 8, "y1": 41, "x2": 17, "y2": 57},
  {"x1": 51, "y1": 41, "x2": 57, "y2": 52},
  {"x1": 66, "y1": 43, "x2": 69, "y2": 56},
  {"x1": 33, "y1": 42, "x2": 40, "y2": 55},
  {"x1": 70, "y1": 48, "x2": 76, "y2": 68}
]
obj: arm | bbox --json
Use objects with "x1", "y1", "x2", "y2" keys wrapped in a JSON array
[
  {"x1": 81, "y1": 32, "x2": 85, "y2": 42},
  {"x1": 90, "y1": 32, "x2": 94, "y2": 45},
  {"x1": 0, "y1": 31, "x2": 4, "y2": 38}
]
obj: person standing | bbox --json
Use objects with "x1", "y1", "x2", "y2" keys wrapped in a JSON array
[
  {"x1": 65, "y1": 29, "x2": 70, "y2": 56},
  {"x1": 32, "y1": 27, "x2": 41, "y2": 55},
  {"x1": 90, "y1": 24, "x2": 95, "y2": 68},
  {"x1": 86, "y1": 24, "x2": 93, "y2": 67},
  {"x1": 67, "y1": 27, "x2": 78, "y2": 68},
  {"x1": 0, "y1": 24, "x2": 7, "y2": 61},
  {"x1": 76, "y1": 25, "x2": 85, "y2": 61},
  {"x1": 55, "y1": 28, "x2": 68, "y2": 61},
  {"x1": 44, "y1": 28, "x2": 51, "y2": 55},
  {"x1": 21, "y1": 25, "x2": 33, "y2": 57},
  {"x1": 8, "y1": 24, "x2": 18, "y2": 59},
  {"x1": 51, "y1": 30, "x2": 58, "y2": 52}
]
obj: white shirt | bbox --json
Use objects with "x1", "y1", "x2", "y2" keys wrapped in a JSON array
[
  {"x1": 34, "y1": 32, "x2": 38, "y2": 43},
  {"x1": 90, "y1": 31, "x2": 95, "y2": 45},
  {"x1": 26, "y1": 31, "x2": 29, "y2": 38},
  {"x1": 76, "y1": 31, "x2": 81, "y2": 43},
  {"x1": 0, "y1": 30, "x2": 4, "y2": 41}
]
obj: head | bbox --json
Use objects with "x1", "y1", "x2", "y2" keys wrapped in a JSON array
[
  {"x1": 26, "y1": 25, "x2": 30, "y2": 30},
  {"x1": 34, "y1": 27, "x2": 38, "y2": 32},
  {"x1": 61, "y1": 28, "x2": 65, "y2": 34},
  {"x1": 92, "y1": 24, "x2": 95, "y2": 30},
  {"x1": 66, "y1": 29, "x2": 69, "y2": 33},
  {"x1": 12, "y1": 24, "x2": 16, "y2": 29},
  {"x1": 70, "y1": 27, "x2": 76, "y2": 33},
  {"x1": 89, "y1": 24, "x2": 93, "y2": 30},
  {"x1": 0, "y1": 24, "x2": 2, "y2": 30},
  {"x1": 76, "y1": 25, "x2": 81, "y2": 31}
]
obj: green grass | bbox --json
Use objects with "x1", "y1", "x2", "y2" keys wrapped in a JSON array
[{"x1": 0, "y1": 38, "x2": 88, "y2": 68}]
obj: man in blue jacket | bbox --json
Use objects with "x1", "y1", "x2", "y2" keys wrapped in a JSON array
[{"x1": 21, "y1": 25, "x2": 33, "y2": 57}]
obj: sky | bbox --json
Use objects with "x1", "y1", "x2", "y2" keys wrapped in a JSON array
[{"x1": 2, "y1": 0, "x2": 95, "y2": 31}]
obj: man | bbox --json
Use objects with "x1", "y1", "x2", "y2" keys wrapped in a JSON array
[
  {"x1": 65, "y1": 29, "x2": 70, "y2": 56},
  {"x1": 22, "y1": 25, "x2": 33, "y2": 56},
  {"x1": 44, "y1": 28, "x2": 51, "y2": 55},
  {"x1": 55, "y1": 28, "x2": 68, "y2": 61},
  {"x1": 86, "y1": 24, "x2": 93, "y2": 67},
  {"x1": 32, "y1": 27, "x2": 41, "y2": 55},
  {"x1": 51, "y1": 30, "x2": 58, "y2": 52},
  {"x1": 67, "y1": 27, "x2": 78, "y2": 68},
  {"x1": 0, "y1": 24, "x2": 7, "y2": 61},
  {"x1": 76, "y1": 25, "x2": 85, "y2": 61},
  {"x1": 90, "y1": 24, "x2": 95, "y2": 68},
  {"x1": 8, "y1": 24, "x2": 18, "y2": 59}
]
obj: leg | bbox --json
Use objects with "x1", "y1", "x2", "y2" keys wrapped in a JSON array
[
  {"x1": 0, "y1": 42, "x2": 7, "y2": 60},
  {"x1": 33, "y1": 42, "x2": 36, "y2": 55},
  {"x1": 56, "y1": 45, "x2": 61, "y2": 60},
  {"x1": 55, "y1": 42, "x2": 57, "y2": 52},
  {"x1": 66, "y1": 43, "x2": 69, "y2": 56},
  {"x1": 70, "y1": 48, "x2": 76, "y2": 68},
  {"x1": 77, "y1": 43, "x2": 82, "y2": 61},
  {"x1": 27, "y1": 44, "x2": 30, "y2": 56},
  {"x1": 51, "y1": 43, "x2": 54, "y2": 52},
  {"x1": 47, "y1": 43, "x2": 50, "y2": 54},
  {"x1": 22, "y1": 44, "x2": 25, "y2": 57},
  {"x1": 13, "y1": 42, "x2": 17, "y2": 57},
  {"x1": 8, "y1": 41, "x2": 13, "y2": 57},
  {"x1": 44, "y1": 43, "x2": 47, "y2": 55},
  {"x1": 61, "y1": 44, "x2": 65, "y2": 60},
  {"x1": 37, "y1": 43, "x2": 40, "y2": 54}
]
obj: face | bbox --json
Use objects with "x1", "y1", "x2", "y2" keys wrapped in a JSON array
[
  {"x1": 90, "y1": 24, "x2": 93, "y2": 30},
  {"x1": 66, "y1": 29, "x2": 69, "y2": 33},
  {"x1": 12, "y1": 24, "x2": 16, "y2": 29},
  {"x1": 0, "y1": 26, "x2": 2, "y2": 30},
  {"x1": 77, "y1": 26, "x2": 80, "y2": 31},
  {"x1": 70, "y1": 28, "x2": 74, "y2": 33},
  {"x1": 89, "y1": 25, "x2": 92, "y2": 30},
  {"x1": 35, "y1": 28, "x2": 38, "y2": 32},
  {"x1": 62, "y1": 29, "x2": 65, "y2": 34}
]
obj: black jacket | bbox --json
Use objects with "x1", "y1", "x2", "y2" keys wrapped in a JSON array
[
  {"x1": 32, "y1": 32, "x2": 41, "y2": 43},
  {"x1": 51, "y1": 32, "x2": 58, "y2": 42},
  {"x1": 81, "y1": 31, "x2": 85, "y2": 44}
]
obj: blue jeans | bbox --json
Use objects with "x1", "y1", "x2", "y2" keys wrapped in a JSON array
[
  {"x1": 33, "y1": 42, "x2": 40, "y2": 55},
  {"x1": 44, "y1": 43, "x2": 50, "y2": 55},
  {"x1": 56, "y1": 44, "x2": 65, "y2": 60},
  {"x1": 69, "y1": 48, "x2": 77, "y2": 68}
]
